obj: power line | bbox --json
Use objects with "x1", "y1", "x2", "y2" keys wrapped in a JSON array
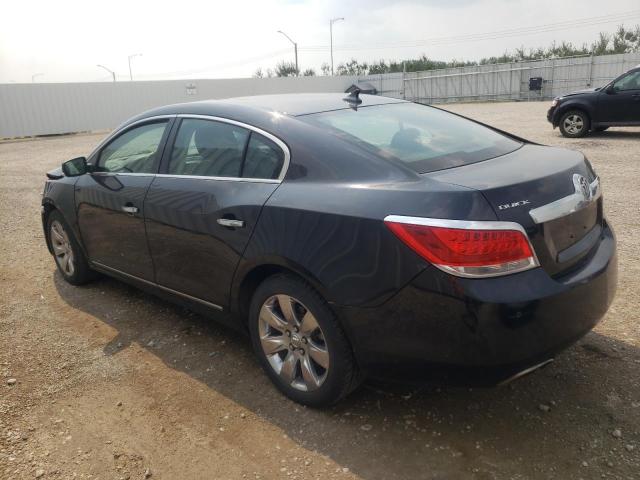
[{"x1": 299, "y1": 10, "x2": 640, "y2": 53}]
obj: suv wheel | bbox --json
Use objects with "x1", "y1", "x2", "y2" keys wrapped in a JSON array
[
  {"x1": 249, "y1": 274, "x2": 362, "y2": 407},
  {"x1": 559, "y1": 110, "x2": 590, "y2": 138},
  {"x1": 46, "y1": 210, "x2": 95, "y2": 285}
]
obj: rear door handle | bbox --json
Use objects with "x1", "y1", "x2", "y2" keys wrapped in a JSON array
[
  {"x1": 121, "y1": 205, "x2": 139, "y2": 215},
  {"x1": 217, "y1": 218, "x2": 245, "y2": 228}
]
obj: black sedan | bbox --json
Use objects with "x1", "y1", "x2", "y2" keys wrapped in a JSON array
[
  {"x1": 42, "y1": 93, "x2": 617, "y2": 406},
  {"x1": 547, "y1": 64, "x2": 640, "y2": 137}
]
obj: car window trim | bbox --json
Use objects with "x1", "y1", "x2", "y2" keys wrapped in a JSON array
[{"x1": 159, "y1": 114, "x2": 290, "y2": 183}]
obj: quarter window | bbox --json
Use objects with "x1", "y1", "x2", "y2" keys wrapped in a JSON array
[
  {"x1": 99, "y1": 121, "x2": 168, "y2": 173},
  {"x1": 169, "y1": 119, "x2": 249, "y2": 177},
  {"x1": 242, "y1": 133, "x2": 285, "y2": 180}
]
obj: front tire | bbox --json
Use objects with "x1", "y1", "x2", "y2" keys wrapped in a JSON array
[
  {"x1": 559, "y1": 110, "x2": 590, "y2": 138},
  {"x1": 249, "y1": 274, "x2": 361, "y2": 407},
  {"x1": 46, "y1": 210, "x2": 95, "y2": 285}
]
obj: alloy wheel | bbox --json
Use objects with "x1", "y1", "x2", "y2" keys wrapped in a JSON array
[
  {"x1": 563, "y1": 114, "x2": 584, "y2": 135},
  {"x1": 258, "y1": 294, "x2": 330, "y2": 391},
  {"x1": 50, "y1": 220, "x2": 75, "y2": 277}
]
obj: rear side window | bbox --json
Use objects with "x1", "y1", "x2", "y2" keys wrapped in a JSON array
[
  {"x1": 242, "y1": 133, "x2": 285, "y2": 180},
  {"x1": 169, "y1": 119, "x2": 249, "y2": 177},
  {"x1": 300, "y1": 103, "x2": 522, "y2": 173},
  {"x1": 99, "y1": 121, "x2": 168, "y2": 173}
]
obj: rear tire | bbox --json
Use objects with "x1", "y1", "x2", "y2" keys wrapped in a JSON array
[
  {"x1": 559, "y1": 110, "x2": 590, "y2": 138},
  {"x1": 248, "y1": 274, "x2": 362, "y2": 407},
  {"x1": 46, "y1": 210, "x2": 95, "y2": 285}
]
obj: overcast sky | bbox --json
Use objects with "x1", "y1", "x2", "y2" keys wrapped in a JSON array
[{"x1": 1, "y1": 0, "x2": 639, "y2": 83}]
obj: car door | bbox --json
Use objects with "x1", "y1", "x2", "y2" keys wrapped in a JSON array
[
  {"x1": 144, "y1": 115, "x2": 288, "y2": 308},
  {"x1": 598, "y1": 70, "x2": 640, "y2": 124},
  {"x1": 76, "y1": 118, "x2": 173, "y2": 280}
]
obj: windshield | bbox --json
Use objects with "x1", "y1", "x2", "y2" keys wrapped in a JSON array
[{"x1": 301, "y1": 103, "x2": 522, "y2": 173}]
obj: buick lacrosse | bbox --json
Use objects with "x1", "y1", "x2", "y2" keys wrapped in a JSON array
[{"x1": 43, "y1": 93, "x2": 617, "y2": 406}]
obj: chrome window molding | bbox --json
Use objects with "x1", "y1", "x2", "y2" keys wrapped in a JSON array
[
  {"x1": 383, "y1": 215, "x2": 540, "y2": 278},
  {"x1": 529, "y1": 175, "x2": 601, "y2": 224},
  {"x1": 154, "y1": 173, "x2": 280, "y2": 184},
  {"x1": 88, "y1": 114, "x2": 291, "y2": 184},
  {"x1": 91, "y1": 261, "x2": 223, "y2": 311}
]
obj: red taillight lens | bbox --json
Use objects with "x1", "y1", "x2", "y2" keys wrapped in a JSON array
[{"x1": 385, "y1": 217, "x2": 538, "y2": 277}]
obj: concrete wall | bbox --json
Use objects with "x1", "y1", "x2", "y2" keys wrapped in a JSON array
[{"x1": 0, "y1": 76, "x2": 356, "y2": 138}]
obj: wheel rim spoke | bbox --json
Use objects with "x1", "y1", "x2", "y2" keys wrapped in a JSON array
[
  {"x1": 279, "y1": 351, "x2": 298, "y2": 384},
  {"x1": 260, "y1": 304, "x2": 288, "y2": 332},
  {"x1": 260, "y1": 335, "x2": 287, "y2": 355},
  {"x1": 299, "y1": 311, "x2": 319, "y2": 336},
  {"x1": 308, "y1": 341, "x2": 329, "y2": 369},
  {"x1": 276, "y1": 295, "x2": 297, "y2": 326},
  {"x1": 300, "y1": 355, "x2": 321, "y2": 389}
]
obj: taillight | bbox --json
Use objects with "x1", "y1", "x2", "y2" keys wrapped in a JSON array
[{"x1": 384, "y1": 216, "x2": 538, "y2": 278}]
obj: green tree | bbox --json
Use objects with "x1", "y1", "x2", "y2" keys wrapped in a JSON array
[{"x1": 274, "y1": 61, "x2": 299, "y2": 77}]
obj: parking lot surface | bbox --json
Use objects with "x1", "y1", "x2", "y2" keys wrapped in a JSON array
[{"x1": 1, "y1": 101, "x2": 639, "y2": 479}]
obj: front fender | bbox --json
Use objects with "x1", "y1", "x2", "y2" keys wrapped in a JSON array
[{"x1": 553, "y1": 100, "x2": 596, "y2": 127}]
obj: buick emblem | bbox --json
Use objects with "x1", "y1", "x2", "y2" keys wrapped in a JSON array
[{"x1": 573, "y1": 174, "x2": 592, "y2": 201}]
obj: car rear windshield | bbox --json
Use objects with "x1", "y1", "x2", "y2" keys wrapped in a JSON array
[{"x1": 300, "y1": 103, "x2": 522, "y2": 173}]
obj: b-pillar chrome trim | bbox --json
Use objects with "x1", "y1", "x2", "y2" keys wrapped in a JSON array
[{"x1": 91, "y1": 262, "x2": 223, "y2": 311}]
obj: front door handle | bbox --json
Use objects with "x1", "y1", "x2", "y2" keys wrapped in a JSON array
[
  {"x1": 121, "y1": 205, "x2": 139, "y2": 215},
  {"x1": 217, "y1": 218, "x2": 245, "y2": 228}
]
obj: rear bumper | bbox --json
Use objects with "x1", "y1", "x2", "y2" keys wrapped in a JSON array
[{"x1": 337, "y1": 220, "x2": 617, "y2": 382}]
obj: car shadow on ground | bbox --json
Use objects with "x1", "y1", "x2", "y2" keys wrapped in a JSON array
[
  {"x1": 54, "y1": 272, "x2": 640, "y2": 479},
  {"x1": 587, "y1": 130, "x2": 640, "y2": 140}
]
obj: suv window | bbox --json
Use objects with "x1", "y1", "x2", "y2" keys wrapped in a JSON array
[
  {"x1": 613, "y1": 71, "x2": 640, "y2": 92},
  {"x1": 242, "y1": 133, "x2": 285, "y2": 180},
  {"x1": 300, "y1": 103, "x2": 522, "y2": 174},
  {"x1": 99, "y1": 121, "x2": 168, "y2": 173},
  {"x1": 169, "y1": 119, "x2": 249, "y2": 177}
]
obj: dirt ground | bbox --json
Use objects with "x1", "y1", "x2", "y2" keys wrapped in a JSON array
[{"x1": 1, "y1": 101, "x2": 639, "y2": 480}]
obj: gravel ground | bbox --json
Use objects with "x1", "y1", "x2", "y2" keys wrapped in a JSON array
[{"x1": 0, "y1": 101, "x2": 639, "y2": 480}]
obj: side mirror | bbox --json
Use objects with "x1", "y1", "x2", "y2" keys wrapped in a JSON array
[
  {"x1": 605, "y1": 84, "x2": 616, "y2": 94},
  {"x1": 61, "y1": 157, "x2": 90, "y2": 177}
]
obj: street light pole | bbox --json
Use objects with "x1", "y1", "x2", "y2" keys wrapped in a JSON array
[
  {"x1": 128, "y1": 53, "x2": 142, "y2": 81},
  {"x1": 277, "y1": 30, "x2": 298, "y2": 75},
  {"x1": 31, "y1": 73, "x2": 44, "y2": 83},
  {"x1": 97, "y1": 64, "x2": 116, "y2": 82},
  {"x1": 329, "y1": 17, "x2": 344, "y2": 76}
]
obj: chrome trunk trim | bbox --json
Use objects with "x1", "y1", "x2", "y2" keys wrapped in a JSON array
[{"x1": 529, "y1": 175, "x2": 600, "y2": 224}]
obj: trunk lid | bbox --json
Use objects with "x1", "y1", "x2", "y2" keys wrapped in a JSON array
[{"x1": 427, "y1": 144, "x2": 603, "y2": 277}]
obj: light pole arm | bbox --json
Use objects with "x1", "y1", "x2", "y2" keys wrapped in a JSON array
[{"x1": 277, "y1": 30, "x2": 299, "y2": 74}]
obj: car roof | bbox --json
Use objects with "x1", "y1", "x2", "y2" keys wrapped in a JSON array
[{"x1": 139, "y1": 93, "x2": 407, "y2": 119}]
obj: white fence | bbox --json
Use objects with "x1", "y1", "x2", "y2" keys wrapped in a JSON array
[
  {"x1": 0, "y1": 76, "x2": 356, "y2": 138},
  {"x1": 359, "y1": 52, "x2": 640, "y2": 104},
  {"x1": 2, "y1": 52, "x2": 639, "y2": 138}
]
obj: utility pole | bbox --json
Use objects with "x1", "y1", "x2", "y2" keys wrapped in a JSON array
[
  {"x1": 329, "y1": 17, "x2": 344, "y2": 76},
  {"x1": 277, "y1": 30, "x2": 298, "y2": 75},
  {"x1": 97, "y1": 64, "x2": 116, "y2": 82},
  {"x1": 128, "y1": 53, "x2": 142, "y2": 81},
  {"x1": 31, "y1": 73, "x2": 44, "y2": 83}
]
